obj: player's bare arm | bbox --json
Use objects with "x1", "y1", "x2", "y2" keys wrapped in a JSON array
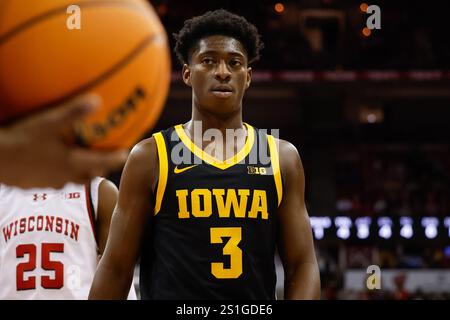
[
  {"x1": 89, "y1": 138, "x2": 158, "y2": 299},
  {"x1": 277, "y1": 138, "x2": 321, "y2": 299},
  {"x1": 0, "y1": 95, "x2": 128, "y2": 189},
  {"x1": 96, "y1": 179, "x2": 119, "y2": 255}
]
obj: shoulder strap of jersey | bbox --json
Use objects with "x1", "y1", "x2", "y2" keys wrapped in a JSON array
[
  {"x1": 267, "y1": 135, "x2": 283, "y2": 207},
  {"x1": 84, "y1": 181, "x2": 98, "y2": 243},
  {"x1": 89, "y1": 177, "x2": 104, "y2": 220}
]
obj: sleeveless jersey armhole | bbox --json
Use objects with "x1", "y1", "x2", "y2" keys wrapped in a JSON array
[
  {"x1": 89, "y1": 177, "x2": 104, "y2": 221},
  {"x1": 267, "y1": 135, "x2": 283, "y2": 207},
  {"x1": 153, "y1": 132, "x2": 169, "y2": 216},
  {"x1": 85, "y1": 178, "x2": 103, "y2": 244}
]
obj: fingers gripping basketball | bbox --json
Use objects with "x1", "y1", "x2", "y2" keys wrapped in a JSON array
[{"x1": 0, "y1": 0, "x2": 171, "y2": 149}]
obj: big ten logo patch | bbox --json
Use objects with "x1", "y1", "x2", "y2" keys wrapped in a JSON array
[
  {"x1": 247, "y1": 166, "x2": 267, "y2": 175},
  {"x1": 360, "y1": 3, "x2": 381, "y2": 37},
  {"x1": 66, "y1": 192, "x2": 81, "y2": 200},
  {"x1": 67, "y1": 5, "x2": 81, "y2": 30},
  {"x1": 366, "y1": 265, "x2": 381, "y2": 290}
]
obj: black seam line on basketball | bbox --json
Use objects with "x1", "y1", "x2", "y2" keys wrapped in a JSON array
[
  {"x1": 0, "y1": 0, "x2": 151, "y2": 46},
  {"x1": 31, "y1": 34, "x2": 157, "y2": 114}
]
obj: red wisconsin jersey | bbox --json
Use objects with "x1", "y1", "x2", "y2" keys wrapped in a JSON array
[{"x1": 0, "y1": 178, "x2": 135, "y2": 300}]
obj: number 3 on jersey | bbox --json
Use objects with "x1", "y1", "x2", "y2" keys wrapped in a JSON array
[
  {"x1": 210, "y1": 227, "x2": 242, "y2": 279},
  {"x1": 16, "y1": 243, "x2": 64, "y2": 290}
]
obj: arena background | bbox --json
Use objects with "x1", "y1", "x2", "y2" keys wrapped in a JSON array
[{"x1": 108, "y1": 0, "x2": 449, "y2": 300}]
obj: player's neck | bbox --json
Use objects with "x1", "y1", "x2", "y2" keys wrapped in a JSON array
[
  {"x1": 184, "y1": 105, "x2": 248, "y2": 160},
  {"x1": 188, "y1": 105, "x2": 244, "y2": 135}
]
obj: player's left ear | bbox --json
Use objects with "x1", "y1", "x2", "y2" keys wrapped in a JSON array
[
  {"x1": 245, "y1": 67, "x2": 252, "y2": 90},
  {"x1": 182, "y1": 64, "x2": 192, "y2": 87}
]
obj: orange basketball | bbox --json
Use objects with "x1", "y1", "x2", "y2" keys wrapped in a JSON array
[{"x1": 0, "y1": 0, "x2": 171, "y2": 149}]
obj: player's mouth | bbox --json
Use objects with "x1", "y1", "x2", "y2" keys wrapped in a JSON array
[{"x1": 211, "y1": 85, "x2": 234, "y2": 98}]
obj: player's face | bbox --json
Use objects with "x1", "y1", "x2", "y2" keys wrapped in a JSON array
[{"x1": 182, "y1": 35, "x2": 252, "y2": 116}]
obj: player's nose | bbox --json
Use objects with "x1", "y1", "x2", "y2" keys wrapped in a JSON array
[{"x1": 214, "y1": 60, "x2": 231, "y2": 81}]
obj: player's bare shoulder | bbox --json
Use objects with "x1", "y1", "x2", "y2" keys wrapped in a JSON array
[
  {"x1": 123, "y1": 137, "x2": 159, "y2": 193},
  {"x1": 273, "y1": 138, "x2": 303, "y2": 176},
  {"x1": 128, "y1": 137, "x2": 158, "y2": 166}
]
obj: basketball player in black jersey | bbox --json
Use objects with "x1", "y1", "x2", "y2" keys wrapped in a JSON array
[{"x1": 89, "y1": 9, "x2": 320, "y2": 300}]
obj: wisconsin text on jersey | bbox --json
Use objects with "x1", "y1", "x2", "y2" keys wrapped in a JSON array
[{"x1": 2, "y1": 216, "x2": 80, "y2": 243}]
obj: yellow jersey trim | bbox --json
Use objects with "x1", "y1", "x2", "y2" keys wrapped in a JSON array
[
  {"x1": 174, "y1": 123, "x2": 255, "y2": 170},
  {"x1": 267, "y1": 135, "x2": 283, "y2": 207},
  {"x1": 153, "y1": 132, "x2": 168, "y2": 215}
]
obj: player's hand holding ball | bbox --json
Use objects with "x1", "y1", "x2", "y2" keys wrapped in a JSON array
[
  {"x1": 0, "y1": 0, "x2": 170, "y2": 187},
  {"x1": 0, "y1": 0, "x2": 171, "y2": 149}
]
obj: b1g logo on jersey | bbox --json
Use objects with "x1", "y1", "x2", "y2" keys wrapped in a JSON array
[
  {"x1": 65, "y1": 192, "x2": 81, "y2": 200},
  {"x1": 247, "y1": 166, "x2": 267, "y2": 175}
]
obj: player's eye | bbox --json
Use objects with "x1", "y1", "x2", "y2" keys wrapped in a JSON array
[
  {"x1": 230, "y1": 60, "x2": 242, "y2": 67},
  {"x1": 202, "y1": 58, "x2": 214, "y2": 65}
]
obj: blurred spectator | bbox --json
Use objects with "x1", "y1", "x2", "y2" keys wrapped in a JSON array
[{"x1": 393, "y1": 274, "x2": 409, "y2": 300}]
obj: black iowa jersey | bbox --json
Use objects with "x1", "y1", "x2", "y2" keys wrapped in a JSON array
[{"x1": 139, "y1": 123, "x2": 283, "y2": 299}]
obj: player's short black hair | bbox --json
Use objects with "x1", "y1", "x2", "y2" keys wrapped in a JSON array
[{"x1": 173, "y1": 9, "x2": 264, "y2": 65}]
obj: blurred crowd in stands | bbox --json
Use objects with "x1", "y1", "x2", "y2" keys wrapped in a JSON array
[
  {"x1": 335, "y1": 145, "x2": 450, "y2": 217},
  {"x1": 317, "y1": 243, "x2": 450, "y2": 299},
  {"x1": 151, "y1": 0, "x2": 445, "y2": 70},
  {"x1": 326, "y1": 145, "x2": 450, "y2": 298}
]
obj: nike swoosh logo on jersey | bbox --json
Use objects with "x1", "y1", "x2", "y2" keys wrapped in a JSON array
[{"x1": 174, "y1": 164, "x2": 198, "y2": 174}]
